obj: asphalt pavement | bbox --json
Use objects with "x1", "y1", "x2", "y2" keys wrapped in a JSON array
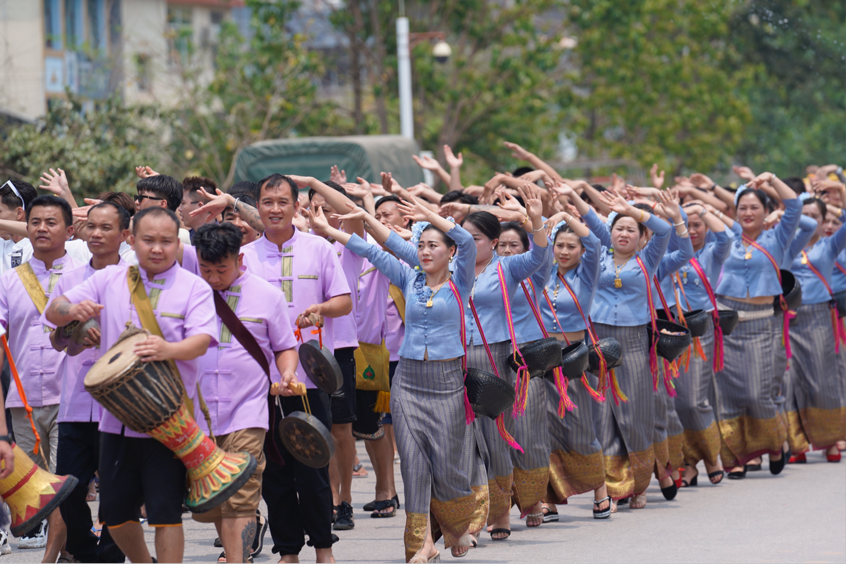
[{"x1": 3, "y1": 442, "x2": 844, "y2": 563}]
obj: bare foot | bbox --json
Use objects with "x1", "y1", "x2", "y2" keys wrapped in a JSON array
[
  {"x1": 526, "y1": 501, "x2": 543, "y2": 527},
  {"x1": 610, "y1": 499, "x2": 618, "y2": 513},
  {"x1": 630, "y1": 493, "x2": 647, "y2": 509}
]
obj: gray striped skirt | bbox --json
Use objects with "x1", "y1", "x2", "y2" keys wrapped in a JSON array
[
  {"x1": 545, "y1": 369, "x2": 605, "y2": 503},
  {"x1": 392, "y1": 357, "x2": 474, "y2": 560},
  {"x1": 510, "y1": 342, "x2": 550, "y2": 514},
  {"x1": 592, "y1": 323, "x2": 655, "y2": 499},
  {"x1": 467, "y1": 340, "x2": 514, "y2": 525},
  {"x1": 784, "y1": 302, "x2": 844, "y2": 451},
  {"x1": 672, "y1": 317, "x2": 721, "y2": 466},
  {"x1": 653, "y1": 377, "x2": 685, "y2": 478},
  {"x1": 713, "y1": 297, "x2": 786, "y2": 468}
]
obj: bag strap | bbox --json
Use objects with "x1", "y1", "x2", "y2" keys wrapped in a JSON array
[
  {"x1": 836, "y1": 262, "x2": 846, "y2": 278},
  {"x1": 15, "y1": 263, "x2": 48, "y2": 315},
  {"x1": 635, "y1": 256, "x2": 660, "y2": 388},
  {"x1": 468, "y1": 298, "x2": 501, "y2": 379},
  {"x1": 801, "y1": 250, "x2": 842, "y2": 353},
  {"x1": 495, "y1": 264, "x2": 531, "y2": 415},
  {"x1": 687, "y1": 258, "x2": 725, "y2": 372},
  {"x1": 520, "y1": 280, "x2": 550, "y2": 338},
  {"x1": 212, "y1": 290, "x2": 271, "y2": 380},
  {"x1": 447, "y1": 280, "x2": 475, "y2": 425},
  {"x1": 802, "y1": 250, "x2": 835, "y2": 296},
  {"x1": 388, "y1": 284, "x2": 406, "y2": 324}
]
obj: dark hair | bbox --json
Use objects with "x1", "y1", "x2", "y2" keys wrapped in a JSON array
[
  {"x1": 229, "y1": 180, "x2": 260, "y2": 201},
  {"x1": 132, "y1": 207, "x2": 180, "y2": 235},
  {"x1": 802, "y1": 196, "x2": 827, "y2": 219},
  {"x1": 224, "y1": 194, "x2": 256, "y2": 215},
  {"x1": 499, "y1": 221, "x2": 530, "y2": 251},
  {"x1": 27, "y1": 195, "x2": 72, "y2": 227},
  {"x1": 193, "y1": 222, "x2": 243, "y2": 263},
  {"x1": 0, "y1": 179, "x2": 37, "y2": 211},
  {"x1": 375, "y1": 195, "x2": 402, "y2": 212},
  {"x1": 89, "y1": 202, "x2": 131, "y2": 231},
  {"x1": 610, "y1": 212, "x2": 647, "y2": 237},
  {"x1": 461, "y1": 211, "x2": 501, "y2": 241},
  {"x1": 137, "y1": 175, "x2": 183, "y2": 211},
  {"x1": 308, "y1": 180, "x2": 347, "y2": 202},
  {"x1": 553, "y1": 223, "x2": 584, "y2": 249},
  {"x1": 258, "y1": 173, "x2": 298, "y2": 202},
  {"x1": 512, "y1": 166, "x2": 534, "y2": 177},
  {"x1": 420, "y1": 224, "x2": 456, "y2": 249},
  {"x1": 440, "y1": 190, "x2": 478, "y2": 205},
  {"x1": 782, "y1": 177, "x2": 806, "y2": 196},
  {"x1": 736, "y1": 188, "x2": 768, "y2": 209},
  {"x1": 182, "y1": 176, "x2": 217, "y2": 196},
  {"x1": 580, "y1": 183, "x2": 607, "y2": 204},
  {"x1": 97, "y1": 191, "x2": 135, "y2": 217}
]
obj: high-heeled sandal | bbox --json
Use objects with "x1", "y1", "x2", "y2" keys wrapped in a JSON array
[
  {"x1": 769, "y1": 448, "x2": 787, "y2": 475},
  {"x1": 593, "y1": 496, "x2": 612, "y2": 519},
  {"x1": 660, "y1": 480, "x2": 678, "y2": 500},
  {"x1": 707, "y1": 470, "x2": 724, "y2": 484},
  {"x1": 727, "y1": 466, "x2": 747, "y2": 480}
]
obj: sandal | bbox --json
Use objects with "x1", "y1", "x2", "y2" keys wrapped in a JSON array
[
  {"x1": 91, "y1": 526, "x2": 102, "y2": 538},
  {"x1": 727, "y1": 467, "x2": 746, "y2": 479},
  {"x1": 364, "y1": 494, "x2": 400, "y2": 512},
  {"x1": 630, "y1": 494, "x2": 647, "y2": 509},
  {"x1": 370, "y1": 499, "x2": 396, "y2": 519},
  {"x1": 218, "y1": 551, "x2": 253, "y2": 563},
  {"x1": 708, "y1": 470, "x2": 725, "y2": 484},
  {"x1": 352, "y1": 462, "x2": 368, "y2": 477},
  {"x1": 541, "y1": 506, "x2": 559, "y2": 523},
  {"x1": 450, "y1": 545, "x2": 469, "y2": 558},
  {"x1": 408, "y1": 550, "x2": 439, "y2": 563},
  {"x1": 660, "y1": 478, "x2": 678, "y2": 500},
  {"x1": 490, "y1": 528, "x2": 511, "y2": 541},
  {"x1": 526, "y1": 512, "x2": 543, "y2": 527},
  {"x1": 593, "y1": 496, "x2": 611, "y2": 519}
]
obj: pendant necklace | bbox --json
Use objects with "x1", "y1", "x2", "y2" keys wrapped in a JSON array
[{"x1": 426, "y1": 275, "x2": 451, "y2": 307}]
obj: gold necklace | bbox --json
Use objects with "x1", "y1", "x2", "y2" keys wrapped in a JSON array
[
  {"x1": 613, "y1": 255, "x2": 631, "y2": 289},
  {"x1": 426, "y1": 275, "x2": 452, "y2": 307}
]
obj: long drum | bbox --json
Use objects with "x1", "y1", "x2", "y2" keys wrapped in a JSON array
[{"x1": 84, "y1": 329, "x2": 257, "y2": 513}]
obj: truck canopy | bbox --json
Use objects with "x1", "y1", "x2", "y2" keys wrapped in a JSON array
[{"x1": 232, "y1": 135, "x2": 424, "y2": 188}]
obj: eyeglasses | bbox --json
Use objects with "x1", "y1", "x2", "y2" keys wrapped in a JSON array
[{"x1": 135, "y1": 194, "x2": 166, "y2": 203}]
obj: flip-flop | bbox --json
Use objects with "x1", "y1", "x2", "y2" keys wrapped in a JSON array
[
  {"x1": 352, "y1": 463, "x2": 368, "y2": 477},
  {"x1": 490, "y1": 528, "x2": 511, "y2": 541}
]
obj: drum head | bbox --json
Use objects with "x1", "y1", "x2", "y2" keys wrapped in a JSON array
[
  {"x1": 299, "y1": 340, "x2": 343, "y2": 395},
  {"x1": 278, "y1": 411, "x2": 335, "y2": 468},
  {"x1": 84, "y1": 331, "x2": 147, "y2": 389}
]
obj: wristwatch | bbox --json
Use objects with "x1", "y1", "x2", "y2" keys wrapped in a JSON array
[{"x1": 0, "y1": 435, "x2": 13, "y2": 445}]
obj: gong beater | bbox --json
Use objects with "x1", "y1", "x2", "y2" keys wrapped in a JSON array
[{"x1": 276, "y1": 381, "x2": 335, "y2": 469}]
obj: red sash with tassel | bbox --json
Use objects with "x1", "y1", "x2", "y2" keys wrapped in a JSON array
[
  {"x1": 651, "y1": 275, "x2": 680, "y2": 397},
  {"x1": 635, "y1": 256, "x2": 661, "y2": 390},
  {"x1": 447, "y1": 280, "x2": 476, "y2": 426},
  {"x1": 741, "y1": 235, "x2": 796, "y2": 359},
  {"x1": 688, "y1": 258, "x2": 725, "y2": 372},
  {"x1": 465, "y1": 290, "x2": 523, "y2": 453},
  {"x1": 801, "y1": 250, "x2": 843, "y2": 353},
  {"x1": 673, "y1": 272, "x2": 708, "y2": 369},
  {"x1": 520, "y1": 279, "x2": 577, "y2": 416},
  {"x1": 496, "y1": 264, "x2": 531, "y2": 417}
]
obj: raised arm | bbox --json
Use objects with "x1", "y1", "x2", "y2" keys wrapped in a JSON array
[
  {"x1": 191, "y1": 188, "x2": 266, "y2": 234},
  {"x1": 39, "y1": 168, "x2": 78, "y2": 209},
  {"x1": 288, "y1": 175, "x2": 364, "y2": 238},
  {"x1": 504, "y1": 141, "x2": 563, "y2": 184},
  {"x1": 412, "y1": 154, "x2": 451, "y2": 186},
  {"x1": 444, "y1": 145, "x2": 464, "y2": 193}
]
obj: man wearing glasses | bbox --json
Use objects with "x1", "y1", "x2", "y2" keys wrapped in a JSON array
[{"x1": 134, "y1": 175, "x2": 192, "y2": 246}]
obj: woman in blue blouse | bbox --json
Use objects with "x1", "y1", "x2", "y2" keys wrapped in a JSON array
[
  {"x1": 588, "y1": 190, "x2": 679, "y2": 510},
  {"x1": 310, "y1": 198, "x2": 476, "y2": 562},
  {"x1": 666, "y1": 203, "x2": 731, "y2": 487},
  {"x1": 533, "y1": 183, "x2": 612, "y2": 519},
  {"x1": 713, "y1": 172, "x2": 802, "y2": 479},
  {"x1": 784, "y1": 197, "x2": 846, "y2": 462}
]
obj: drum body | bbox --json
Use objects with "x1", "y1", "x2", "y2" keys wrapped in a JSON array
[{"x1": 85, "y1": 330, "x2": 257, "y2": 513}]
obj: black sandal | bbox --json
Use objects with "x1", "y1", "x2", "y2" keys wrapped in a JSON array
[
  {"x1": 769, "y1": 448, "x2": 787, "y2": 475},
  {"x1": 541, "y1": 507, "x2": 559, "y2": 523},
  {"x1": 745, "y1": 462, "x2": 762, "y2": 472},
  {"x1": 681, "y1": 468, "x2": 698, "y2": 488},
  {"x1": 593, "y1": 496, "x2": 611, "y2": 519},
  {"x1": 708, "y1": 470, "x2": 725, "y2": 484},
  {"x1": 660, "y1": 480, "x2": 678, "y2": 500},
  {"x1": 490, "y1": 528, "x2": 511, "y2": 541},
  {"x1": 370, "y1": 499, "x2": 397, "y2": 518},
  {"x1": 727, "y1": 467, "x2": 747, "y2": 480}
]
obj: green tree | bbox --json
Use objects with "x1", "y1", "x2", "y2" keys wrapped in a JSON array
[
  {"x1": 562, "y1": 0, "x2": 753, "y2": 175},
  {"x1": 0, "y1": 94, "x2": 161, "y2": 200}
]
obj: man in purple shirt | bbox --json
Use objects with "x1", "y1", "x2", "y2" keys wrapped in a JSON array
[
  {"x1": 240, "y1": 173, "x2": 351, "y2": 562},
  {"x1": 42, "y1": 202, "x2": 131, "y2": 563},
  {"x1": 46, "y1": 207, "x2": 217, "y2": 563},
  {"x1": 192, "y1": 222, "x2": 300, "y2": 563},
  {"x1": 0, "y1": 195, "x2": 81, "y2": 558}
]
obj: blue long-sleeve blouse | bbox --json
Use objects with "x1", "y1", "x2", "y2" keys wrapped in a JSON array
[
  {"x1": 787, "y1": 222, "x2": 846, "y2": 305},
  {"x1": 661, "y1": 229, "x2": 731, "y2": 312},
  {"x1": 345, "y1": 225, "x2": 476, "y2": 360},
  {"x1": 539, "y1": 231, "x2": 601, "y2": 333}
]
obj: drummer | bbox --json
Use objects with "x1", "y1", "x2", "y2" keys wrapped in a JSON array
[
  {"x1": 191, "y1": 222, "x2": 300, "y2": 563},
  {"x1": 41, "y1": 202, "x2": 131, "y2": 563},
  {"x1": 238, "y1": 173, "x2": 352, "y2": 562},
  {"x1": 0, "y1": 195, "x2": 82, "y2": 560},
  {"x1": 44, "y1": 207, "x2": 218, "y2": 564}
]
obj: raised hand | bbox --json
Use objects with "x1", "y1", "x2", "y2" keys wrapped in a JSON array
[
  {"x1": 389, "y1": 224, "x2": 413, "y2": 241},
  {"x1": 412, "y1": 154, "x2": 443, "y2": 171},
  {"x1": 610, "y1": 173, "x2": 626, "y2": 194},
  {"x1": 516, "y1": 183, "x2": 544, "y2": 221},
  {"x1": 135, "y1": 166, "x2": 159, "y2": 179},
  {"x1": 444, "y1": 145, "x2": 463, "y2": 169},
  {"x1": 330, "y1": 165, "x2": 347, "y2": 184},
  {"x1": 381, "y1": 172, "x2": 400, "y2": 194},
  {"x1": 495, "y1": 188, "x2": 526, "y2": 214},
  {"x1": 342, "y1": 180, "x2": 372, "y2": 200},
  {"x1": 189, "y1": 187, "x2": 230, "y2": 219},
  {"x1": 397, "y1": 195, "x2": 435, "y2": 223},
  {"x1": 39, "y1": 168, "x2": 70, "y2": 196},
  {"x1": 657, "y1": 189, "x2": 682, "y2": 223},
  {"x1": 504, "y1": 141, "x2": 532, "y2": 161},
  {"x1": 690, "y1": 173, "x2": 715, "y2": 190},
  {"x1": 747, "y1": 172, "x2": 775, "y2": 189},
  {"x1": 334, "y1": 200, "x2": 369, "y2": 223},
  {"x1": 598, "y1": 190, "x2": 630, "y2": 215},
  {"x1": 306, "y1": 205, "x2": 331, "y2": 236},
  {"x1": 650, "y1": 164, "x2": 665, "y2": 190},
  {"x1": 732, "y1": 165, "x2": 755, "y2": 182}
]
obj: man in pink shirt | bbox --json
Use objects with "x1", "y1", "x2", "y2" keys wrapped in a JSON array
[
  {"x1": 193, "y1": 222, "x2": 300, "y2": 563},
  {"x1": 0, "y1": 195, "x2": 81, "y2": 556},
  {"x1": 42, "y1": 202, "x2": 131, "y2": 563},
  {"x1": 240, "y1": 173, "x2": 351, "y2": 562},
  {"x1": 45, "y1": 207, "x2": 217, "y2": 563}
]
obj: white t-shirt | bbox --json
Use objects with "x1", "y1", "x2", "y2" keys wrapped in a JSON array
[
  {"x1": 64, "y1": 239, "x2": 138, "y2": 265},
  {"x1": 0, "y1": 237, "x2": 33, "y2": 276}
]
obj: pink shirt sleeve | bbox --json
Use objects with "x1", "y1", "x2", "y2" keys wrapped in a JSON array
[
  {"x1": 321, "y1": 243, "x2": 351, "y2": 300},
  {"x1": 182, "y1": 278, "x2": 218, "y2": 345},
  {"x1": 267, "y1": 288, "x2": 297, "y2": 353},
  {"x1": 61, "y1": 268, "x2": 105, "y2": 308}
]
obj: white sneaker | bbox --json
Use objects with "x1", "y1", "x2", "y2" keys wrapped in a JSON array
[
  {"x1": 17, "y1": 520, "x2": 47, "y2": 549},
  {"x1": 0, "y1": 529, "x2": 11, "y2": 555}
]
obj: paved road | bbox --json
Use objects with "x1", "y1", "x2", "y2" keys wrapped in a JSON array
[{"x1": 4, "y1": 442, "x2": 845, "y2": 563}]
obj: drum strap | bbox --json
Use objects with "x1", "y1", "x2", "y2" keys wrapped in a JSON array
[
  {"x1": 212, "y1": 291, "x2": 271, "y2": 379},
  {"x1": 388, "y1": 284, "x2": 406, "y2": 324},
  {"x1": 15, "y1": 263, "x2": 48, "y2": 315},
  {"x1": 126, "y1": 266, "x2": 211, "y2": 437}
]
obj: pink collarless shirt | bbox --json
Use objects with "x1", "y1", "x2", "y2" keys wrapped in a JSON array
[
  {"x1": 240, "y1": 230, "x2": 351, "y2": 388},
  {"x1": 198, "y1": 269, "x2": 298, "y2": 436},
  {"x1": 0, "y1": 253, "x2": 82, "y2": 408},
  {"x1": 60, "y1": 261, "x2": 218, "y2": 438},
  {"x1": 355, "y1": 255, "x2": 389, "y2": 345},
  {"x1": 41, "y1": 258, "x2": 129, "y2": 423},
  {"x1": 332, "y1": 240, "x2": 362, "y2": 349}
]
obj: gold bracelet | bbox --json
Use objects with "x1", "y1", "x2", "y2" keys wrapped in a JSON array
[
  {"x1": 467, "y1": 204, "x2": 472, "y2": 216},
  {"x1": 637, "y1": 209, "x2": 646, "y2": 223},
  {"x1": 521, "y1": 214, "x2": 529, "y2": 227}
]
